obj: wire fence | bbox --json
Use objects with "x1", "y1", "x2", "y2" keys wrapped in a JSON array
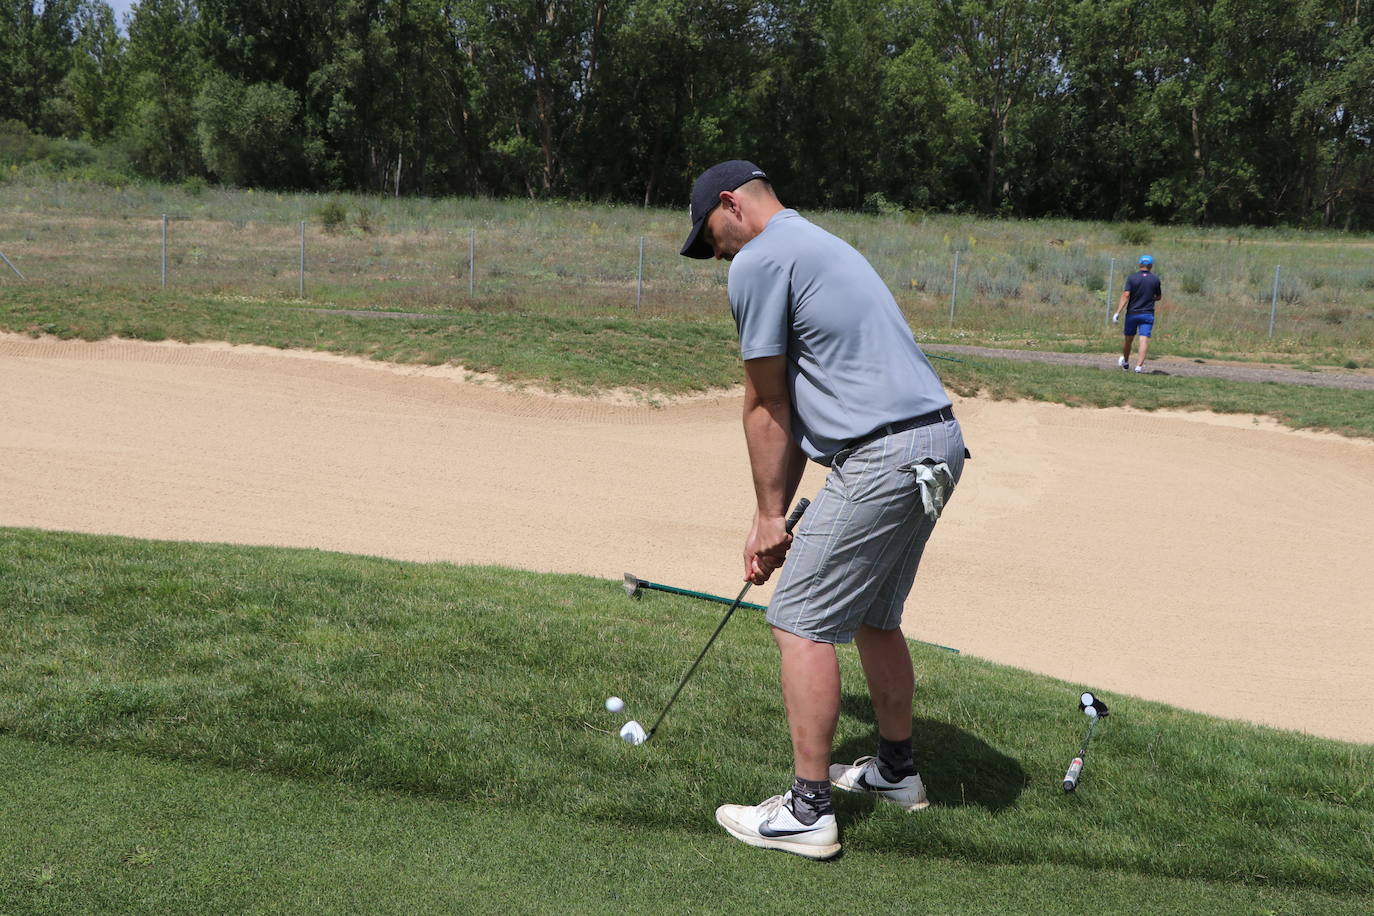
[{"x1": 2, "y1": 201, "x2": 1372, "y2": 356}]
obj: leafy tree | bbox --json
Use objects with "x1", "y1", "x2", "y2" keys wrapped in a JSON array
[
  {"x1": 125, "y1": 0, "x2": 204, "y2": 180},
  {"x1": 1296, "y1": 1, "x2": 1374, "y2": 227},
  {"x1": 932, "y1": 0, "x2": 1068, "y2": 213},
  {"x1": 0, "y1": 0, "x2": 82, "y2": 134},
  {"x1": 194, "y1": 70, "x2": 298, "y2": 186},
  {"x1": 67, "y1": 1, "x2": 127, "y2": 142}
]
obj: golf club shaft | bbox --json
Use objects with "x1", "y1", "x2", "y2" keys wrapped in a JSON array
[
  {"x1": 630, "y1": 576, "x2": 957, "y2": 654},
  {"x1": 1062, "y1": 716, "x2": 1099, "y2": 791},
  {"x1": 637, "y1": 580, "x2": 768, "y2": 612},
  {"x1": 646, "y1": 497, "x2": 810, "y2": 740},
  {"x1": 646, "y1": 579, "x2": 752, "y2": 738}
]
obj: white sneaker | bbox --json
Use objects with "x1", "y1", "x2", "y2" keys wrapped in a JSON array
[
  {"x1": 829, "y1": 756, "x2": 930, "y2": 811},
  {"x1": 1133, "y1": 364, "x2": 1144, "y2": 373},
  {"x1": 1117, "y1": 356, "x2": 1129, "y2": 370},
  {"x1": 715, "y1": 791, "x2": 841, "y2": 860}
]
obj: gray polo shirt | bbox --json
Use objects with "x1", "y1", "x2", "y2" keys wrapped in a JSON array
[{"x1": 729, "y1": 209, "x2": 951, "y2": 465}]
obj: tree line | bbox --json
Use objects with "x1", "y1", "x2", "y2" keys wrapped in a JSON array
[{"x1": 3, "y1": 0, "x2": 1372, "y2": 228}]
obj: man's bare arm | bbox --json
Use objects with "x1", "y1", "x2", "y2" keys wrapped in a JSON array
[{"x1": 742, "y1": 355, "x2": 806, "y2": 583}]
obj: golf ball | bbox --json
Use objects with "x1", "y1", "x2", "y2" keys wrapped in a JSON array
[
  {"x1": 1080, "y1": 692, "x2": 1095, "y2": 707},
  {"x1": 1084, "y1": 705, "x2": 1099, "y2": 718},
  {"x1": 605, "y1": 696, "x2": 625, "y2": 713}
]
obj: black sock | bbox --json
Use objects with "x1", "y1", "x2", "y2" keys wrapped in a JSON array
[
  {"x1": 877, "y1": 736, "x2": 915, "y2": 782},
  {"x1": 788, "y1": 775, "x2": 833, "y2": 824}
]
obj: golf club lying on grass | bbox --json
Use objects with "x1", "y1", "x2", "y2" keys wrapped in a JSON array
[
  {"x1": 1062, "y1": 691, "x2": 1110, "y2": 792},
  {"x1": 619, "y1": 497, "x2": 810, "y2": 746}
]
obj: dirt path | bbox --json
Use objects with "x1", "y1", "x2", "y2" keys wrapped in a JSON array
[
  {"x1": 924, "y1": 344, "x2": 1374, "y2": 390},
  {"x1": 3, "y1": 334, "x2": 1371, "y2": 744}
]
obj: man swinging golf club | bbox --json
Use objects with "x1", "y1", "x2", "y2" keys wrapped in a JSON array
[{"x1": 680, "y1": 161, "x2": 968, "y2": 859}]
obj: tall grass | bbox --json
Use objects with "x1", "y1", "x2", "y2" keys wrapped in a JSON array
[{"x1": 2, "y1": 176, "x2": 1372, "y2": 364}]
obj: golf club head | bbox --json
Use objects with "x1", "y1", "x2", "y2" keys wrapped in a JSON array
[
  {"x1": 1079, "y1": 692, "x2": 1109, "y2": 718},
  {"x1": 619, "y1": 720, "x2": 647, "y2": 745},
  {"x1": 623, "y1": 573, "x2": 642, "y2": 599}
]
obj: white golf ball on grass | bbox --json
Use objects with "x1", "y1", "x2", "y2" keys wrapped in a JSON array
[
  {"x1": 605, "y1": 696, "x2": 625, "y2": 713},
  {"x1": 619, "y1": 720, "x2": 647, "y2": 745}
]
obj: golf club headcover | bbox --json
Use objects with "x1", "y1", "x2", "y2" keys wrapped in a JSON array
[{"x1": 1078, "y1": 693, "x2": 1110, "y2": 718}]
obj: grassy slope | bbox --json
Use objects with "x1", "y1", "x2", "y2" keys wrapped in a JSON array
[
  {"x1": 3, "y1": 285, "x2": 1373, "y2": 436},
  {"x1": 1, "y1": 528, "x2": 1370, "y2": 914},
  {"x1": 3, "y1": 736, "x2": 1368, "y2": 916}
]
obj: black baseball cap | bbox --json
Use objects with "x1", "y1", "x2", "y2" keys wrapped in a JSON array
[{"x1": 680, "y1": 160, "x2": 769, "y2": 258}]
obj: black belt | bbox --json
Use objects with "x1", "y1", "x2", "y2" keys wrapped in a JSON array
[{"x1": 847, "y1": 407, "x2": 955, "y2": 451}]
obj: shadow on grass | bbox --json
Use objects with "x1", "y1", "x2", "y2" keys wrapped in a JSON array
[{"x1": 835, "y1": 692, "x2": 1027, "y2": 814}]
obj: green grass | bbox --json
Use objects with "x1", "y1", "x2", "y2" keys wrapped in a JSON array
[
  {"x1": 0, "y1": 285, "x2": 742, "y2": 395},
  {"x1": 2, "y1": 175, "x2": 1372, "y2": 364},
  {"x1": 933, "y1": 356, "x2": 1374, "y2": 439},
  {"x1": 4, "y1": 283, "x2": 1371, "y2": 435},
  {"x1": 1, "y1": 528, "x2": 1370, "y2": 914},
  {"x1": 4, "y1": 736, "x2": 1369, "y2": 915}
]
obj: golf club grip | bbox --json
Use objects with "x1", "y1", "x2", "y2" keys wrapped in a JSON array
[
  {"x1": 1063, "y1": 757, "x2": 1083, "y2": 792},
  {"x1": 784, "y1": 498, "x2": 810, "y2": 533}
]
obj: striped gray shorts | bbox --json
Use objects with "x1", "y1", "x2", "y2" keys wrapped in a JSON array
[{"x1": 766, "y1": 417, "x2": 965, "y2": 644}]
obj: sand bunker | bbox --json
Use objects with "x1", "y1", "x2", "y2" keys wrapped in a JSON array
[{"x1": 3, "y1": 334, "x2": 1370, "y2": 743}]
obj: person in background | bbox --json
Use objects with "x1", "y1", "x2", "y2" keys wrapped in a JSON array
[{"x1": 1114, "y1": 255, "x2": 1162, "y2": 373}]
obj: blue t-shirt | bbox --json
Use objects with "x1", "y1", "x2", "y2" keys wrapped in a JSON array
[
  {"x1": 728, "y1": 210, "x2": 951, "y2": 465},
  {"x1": 1124, "y1": 270, "x2": 1162, "y2": 314}
]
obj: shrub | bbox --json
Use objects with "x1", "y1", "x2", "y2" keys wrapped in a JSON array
[
  {"x1": 862, "y1": 192, "x2": 903, "y2": 217},
  {"x1": 972, "y1": 261, "x2": 1026, "y2": 299},
  {"x1": 182, "y1": 176, "x2": 209, "y2": 196},
  {"x1": 318, "y1": 200, "x2": 348, "y2": 233},
  {"x1": 355, "y1": 205, "x2": 374, "y2": 233},
  {"x1": 1116, "y1": 222, "x2": 1152, "y2": 246},
  {"x1": 1181, "y1": 273, "x2": 1205, "y2": 295},
  {"x1": 1279, "y1": 276, "x2": 1309, "y2": 306},
  {"x1": 0, "y1": 120, "x2": 47, "y2": 166},
  {"x1": 62, "y1": 164, "x2": 128, "y2": 187}
]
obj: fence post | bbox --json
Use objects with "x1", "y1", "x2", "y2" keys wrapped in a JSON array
[
  {"x1": 0, "y1": 250, "x2": 25, "y2": 280},
  {"x1": 949, "y1": 250, "x2": 960, "y2": 325},
  {"x1": 1269, "y1": 265, "x2": 1281, "y2": 338},
  {"x1": 468, "y1": 228, "x2": 475, "y2": 297},
  {"x1": 161, "y1": 214, "x2": 168, "y2": 289},
  {"x1": 636, "y1": 236, "x2": 645, "y2": 310},
  {"x1": 298, "y1": 221, "x2": 306, "y2": 297},
  {"x1": 1106, "y1": 257, "x2": 1116, "y2": 325}
]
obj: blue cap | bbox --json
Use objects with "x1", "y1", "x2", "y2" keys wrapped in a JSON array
[
  {"x1": 680, "y1": 160, "x2": 769, "y2": 258},
  {"x1": 1139, "y1": 254, "x2": 1153, "y2": 266}
]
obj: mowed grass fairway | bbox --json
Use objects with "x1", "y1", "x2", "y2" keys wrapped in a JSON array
[{"x1": 2, "y1": 529, "x2": 1371, "y2": 914}]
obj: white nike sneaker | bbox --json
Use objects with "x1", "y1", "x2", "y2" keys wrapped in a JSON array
[
  {"x1": 715, "y1": 791, "x2": 841, "y2": 860},
  {"x1": 829, "y1": 756, "x2": 929, "y2": 811}
]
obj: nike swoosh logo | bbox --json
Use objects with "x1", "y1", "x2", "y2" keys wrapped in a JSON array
[
  {"x1": 855, "y1": 772, "x2": 902, "y2": 794},
  {"x1": 758, "y1": 824, "x2": 818, "y2": 837}
]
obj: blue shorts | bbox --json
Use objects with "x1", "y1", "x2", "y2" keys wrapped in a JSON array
[{"x1": 1124, "y1": 314, "x2": 1154, "y2": 337}]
